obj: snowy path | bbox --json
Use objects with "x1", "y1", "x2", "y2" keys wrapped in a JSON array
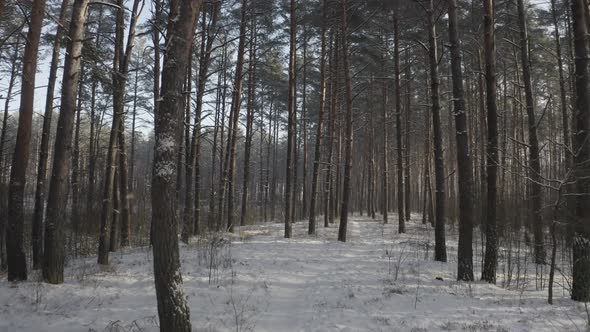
[{"x1": 0, "y1": 215, "x2": 586, "y2": 331}]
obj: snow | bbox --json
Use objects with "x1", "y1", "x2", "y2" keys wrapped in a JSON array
[
  {"x1": 154, "y1": 134, "x2": 176, "y2": 178},
  {"x1": 0, "y1": 214, "x2": 586, "y2": 331}
]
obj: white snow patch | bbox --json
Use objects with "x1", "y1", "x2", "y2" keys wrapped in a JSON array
[{"x1": 0, "y1": 215, "x2": 586, "y2": 331}]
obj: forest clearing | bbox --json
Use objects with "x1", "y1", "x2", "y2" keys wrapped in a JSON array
[{"x1": 0, "y1": 215, "x2": 585, "y2": 331}]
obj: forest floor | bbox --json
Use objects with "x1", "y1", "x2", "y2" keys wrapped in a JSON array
[{"x1": 0, "y1": 214, "x2": 587, "y2": 331}]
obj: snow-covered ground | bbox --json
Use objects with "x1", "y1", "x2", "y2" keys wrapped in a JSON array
[{"x1": 0, "y1": 214, "x2": 586, "y2": 331}]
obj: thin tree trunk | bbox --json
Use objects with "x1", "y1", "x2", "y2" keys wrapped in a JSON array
[
  {"x1": 285, "y1": 0, "x2": 296, "y2": 238},
  {"x1": 240, "y1": 8, "x2": 257, "y2": 227},
  {"x1": 571, "y1": 0, "x2": 590, "y2": 302},
  {"x1": 110, "y1": 166, "x2": 120, "y2": 252},
  {"x1": 193, "y1": 2, "x2": 219, "y2": 234},
  {"x1": 221, "y1": 0, "x2": 248, "y2": 233},
  {"x1": 368, "y1": 80, "x2": 376, "y2": 220},
  {"x1": 152, "y1": 0, "x2": 161, "y2": 123},
  {"x1": 338, "y1": 0, "x2": 353, "y2": 242},
  {"x1": 447, "y1": 0, "x2": 474, "y2": 281},
  {"x1": 98, "y1": 0, "x2": 126, "y2": 264},
  {"x1": 149, "y1": 0, "x2": 161, "y2": 244},
  {"x1": 309, "y1": 0, "x2": 328, "y2": 235},
  {"x1": 71, "y1": 65, "x2": 84, "y2": 249},
  {"x1": 302, "y1": 27, "x2": 309, "y2": 221},
  {"x1": 129, "y1": 48, "x2": 139, "y2": 223},
  {"x1": 325, "y1": 31, "x2": 338, "y2": 228},
  {"x1": 86, "y1": 76, "x2": 98, "y2": 217},
  {"x1": 517, "y1": 0, "x2": 545, "y2": 264},
  {"x1": 394, "y1": 7, "x2": 405, "y2": 233},
  {"x1": 551, "y1": 0, "x2": 574, "y2": 221},
  {"x1": 216, "y1": 36, "x2": 229, "y2": 232},
  {"x1": 482, "y1": 0, "x2": 498, "y2": 284},
  {"x1": 404, "y1": 50, "x2": 411, "y2": 221},
  {"x1": 0, "y1": 39, "x2": 20, "y2": 272},
  {"x1": 426, "y1": 0, "x2": 447, "y2": 262},
  {"x1": 381, "y1": 35, "x2": 389, "y2": 225},
  {"x1": 118, "y1": 119, "x2": 131, "y2": 247},
  {"x1": 207, "y1": 31, "x2": 224, "y2": 230},
  {"x1": 181, "y1": 46, "x2": 195, "y2": 243}
]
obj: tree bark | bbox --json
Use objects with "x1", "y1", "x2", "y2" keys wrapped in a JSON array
[
  {"x1": 215, "y1": 36, "x2": 229, "y2": 231},
  {"x1": 447, "y1": 0, "x2": 474, "y2": 281},
  {"x1": 308, "y1": 0, "x2": 328, "y2": 235},
  {"x1": 426, "y1": 0, "x2": 447, "y2": 262},
  {"x1": 86, "y1": 7, "x2": 103, "y2": 219},
  {"x1": 551, "y1": 0, "x2": 575, "y2": 225},
  {"x1": 338, "y1": 0, "x2": 353, "y2": 243},
  {"x1": 482, "y1": 0, "x2": 498, "y2": 284},
  {"x1": 324, "y1": 31, "x2": 337, "y2": 228},
  {"x1": 240, "y1": 7, "x2": 257, "y2": 227},
  {"x1": 0, "y1": 38, "x2": 20, "y2": 272},
  {"x1": 284, "y1": 0, "x2": 296, "y2": 238},
  {"x1": 71, "y1": 65, "x2": 84, "y2": 249},
  {"x1": 571, "y1": 0, "x2": 590, "y2": 302},
  {"x1": 118, "y1": 119, "x2": 131, "y2": 247},
  {"x1": 381, "y1": 34, "x2": 389, "y2": 225},
  {"x1": 404, "y1": 49, "x2": 412, "y2": 222},
  {"x1": 393, "y1": 6, "x2": 405, "y2": 233}
]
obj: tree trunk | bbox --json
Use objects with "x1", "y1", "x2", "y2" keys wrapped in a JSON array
[
  {"x1": 381, "y1": 35, "x2": 389, "y2": 225},
  {"x1": 208, "y1": 31, "x2": 225, "y2": 230},
  {"x1": 0, "y1": 38, "x2": 20, "y2": 272},
  {"x1": 325, "y1": 32, "x2": 338, "y2": 228},
  {"x1": 404, "y1": 50, "x2": 412, "y2": 221},
  {"x1": 571, "y1": 0, "x2": 590, "y2": 302},
  {"x1": 240, "y1": 8, "x2": 257, "y2": 227},
  {"x1": 309, "y1": 0, "x2": 328, "y2": 235},
  {"x1": 284, "y1": 0, "x2": 296, "y2": 238},
  {"x1": 86, "y1": 13, "x2": 102, "y2": 219},
  {"x1": 301, "y1": 28, "x2": 309, "y2": 222},
  {"x1": 338, "y1": 0, "x2": 353, "y2": 243},
  {"x1": 551, "y1": 0, "x2": 574, "y2": 226},
  {"x1": 151, "y1": 0, "x2": 202, "y2": 330},
  {"x1": 221, "y1": 0, "x2": 248, "y2": 233},
  {"x1": 517, "y1": 0, "x2": 545, "y2": 265},
  {"x1": 43, "y1": 0, "x2": 91, "y2": 284},
  {"x1": 6, "y1": 0, "x2": 48, "y2": 282},
  {"x1": 118, "y1": 119, "x2": 131, "y2": 247},
  {"x1": 482, "y1": 0, "x2": 498, "y2": 284},
  {"x1": 110, "y1": 166, "x2": 120, "y2": 252},
  {"x1": 447, "y1": 0, "x2": 474, "y2": 281},
  {"x1": 181, "y1": 49, "x2": 195, "y2": 243},
  {"x1": 213, "y1": 35, "x2": 229, "y2": 231},
  {"x1": 32, "y1": 0, "x2": 70, "y2": 270},
  {"x1": 98, "y1": 0, "x2": 126, "y2": 264},
  {"x1": 427, "y1": 0, "x2": 447, "y2": 262},
  {"x1": 71, "y1": 66, "x2": 84, "y2": 250},
  {"x1": 393, "y1": 6, "x2": 405, "y2": 233}
]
